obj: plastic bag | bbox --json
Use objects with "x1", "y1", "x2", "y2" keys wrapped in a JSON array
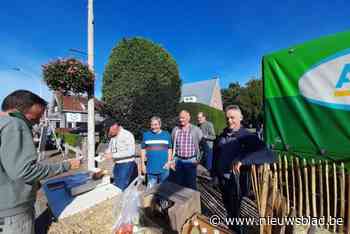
[{"x1": 112, "y1": 176, "x2": 144, "y2": 234}]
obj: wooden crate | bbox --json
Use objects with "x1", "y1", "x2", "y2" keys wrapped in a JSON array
[{"x1": 140, "y1": 181, "x2": 201, "y2": 233}]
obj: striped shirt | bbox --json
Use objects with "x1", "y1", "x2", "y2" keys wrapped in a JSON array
[
  {"x1": 141, "y1": 130, "x2": 172, "y2": 174},
  {"x1": 175, "y1": 128, "x2": 196, "y2": 158}
]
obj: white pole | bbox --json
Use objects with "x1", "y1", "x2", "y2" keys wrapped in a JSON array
[{"x1": 87, "y1": 0, "x2": 96, "y2": 171}]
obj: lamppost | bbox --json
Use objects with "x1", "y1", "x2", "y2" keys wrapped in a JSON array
[
  {"x1": 12, "y1": 67, "x2": 43, "y2": 97},
  {"x1": 87, "y1": 0, "x2": 96, "y2": 171}
]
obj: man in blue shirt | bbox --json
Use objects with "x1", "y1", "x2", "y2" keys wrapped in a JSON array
[{"x1": 141, "y1": 116, "x2": 173, "y2": 188}]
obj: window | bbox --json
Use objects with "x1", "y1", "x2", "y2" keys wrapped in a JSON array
[
  {"x1": 54, "y1": 106, "x2": 58, "y2": 113},
  {"x1": 68, "y1": 122, "x2": 73, "y2": 128},
  {"x1": 56, "y1": 121, "x2": 60, "y2": 128}
]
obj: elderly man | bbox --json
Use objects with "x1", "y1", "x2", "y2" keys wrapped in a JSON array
[
  {"x1": 0, "y1": 90, "x2": 81, "y2": 234},
  {"x1": 197, "y1": 112, "x2": 216, "y2": 172},
  {"x1": 213, "y1": 105, "x2": 275, "y2": 233},
  {"x1": 213, "y1": 105, "x2": 251, "y2": 233},
  {"x1": 141, "y1": 116, "x2": 173, "y2": 188},
  {"x1": 103, "y1": 119, "x2": 137, "y2": 191},
  {"x1": 171, "y1": 110, "x2": 203, "y2": 190}
]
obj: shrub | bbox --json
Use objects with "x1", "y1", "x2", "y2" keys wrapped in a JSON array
[
  {"x1": 177, "y1": 102, "x2": 226, "y2": 135},
  {"x1": 56, "y1": 131, "x2": 82, "y2": 147},
  {"x1": 102, "y1": 37, "x2": 181, "y2": 138}
]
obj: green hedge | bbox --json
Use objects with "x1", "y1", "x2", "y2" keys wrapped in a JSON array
[
  {"x1": 177, "y1": 102, "x2": 226, "y2": 135},
  {"x1": 56, "y1": 132, "x2": 81, "y2": 147}
]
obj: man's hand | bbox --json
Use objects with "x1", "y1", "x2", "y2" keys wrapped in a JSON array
[
  {"x1": 164, "y1": 160, "x2": 176, "y2": 171},
  {"x1": 232, "y1": 161, "x2": 242, "y2": 174},
  {"x1": 104, "y1": 152, "x2": 113, "y2": 160},
  {"x1": 68, "y1": 159, "x2": 81, "y2": 170}
]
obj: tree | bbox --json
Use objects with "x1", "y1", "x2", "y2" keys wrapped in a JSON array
[
  {"x1": 102, "y1": 38, "x2": 181, "y2": 138},
  {"x1": 239, "y1": 79, "x2": 263, "y2": 127},
  {"x1": 221, "y1": 81, "x2": 242, "y2": 109},
  {"x1": 221, "y1": 78, "x2": 263, "y2": 127}
]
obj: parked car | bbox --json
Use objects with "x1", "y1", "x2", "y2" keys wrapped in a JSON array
[{"x1": 69, "y1": 123, "x2": 104, "y2": 135}]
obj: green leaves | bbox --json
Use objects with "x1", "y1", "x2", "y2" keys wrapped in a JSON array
[
  {"x1": 42, "y1": 58, "x2": 94, "y2": 95},
  {"x1": 102, "y1": 37, "x2": 181, "y2": 138},
  {"x1": 222, "y1": 78, "x2": 263, "y2": 126}
]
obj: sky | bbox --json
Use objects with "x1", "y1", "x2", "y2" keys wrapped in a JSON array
[{"x1": 0, "y1": 0, "x2": 349, "y2": 103}]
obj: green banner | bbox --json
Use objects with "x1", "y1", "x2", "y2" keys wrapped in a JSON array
[{"x1": 263, "y1": 31, "x2": 350, "y2": 160}]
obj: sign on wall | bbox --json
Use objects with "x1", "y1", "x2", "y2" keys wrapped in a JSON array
[{"x1": 66, "y1": 113, "x2": 82, "y2": 123}]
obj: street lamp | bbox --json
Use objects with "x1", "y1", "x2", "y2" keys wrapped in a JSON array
[{"x1": 12, "y1": 67, "x2": 43, "y2": 97}]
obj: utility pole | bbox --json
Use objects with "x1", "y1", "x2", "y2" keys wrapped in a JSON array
[{"x1": 87, "y1": 0, "x2": 95, "y2": 171}]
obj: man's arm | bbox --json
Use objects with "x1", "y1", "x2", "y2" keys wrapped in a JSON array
[
  {"x1": 0, "y1": 121, "x2": 73, "y2": 184},
  {"x1": 206, "y1": 122, "x2": 216, "y2": 141},
  {"x1": 140, "y1": 149, "x2": 147, "y2": 174},
  {"x1": 140, "y1": 133, "x2": 146, "y2": 174}
]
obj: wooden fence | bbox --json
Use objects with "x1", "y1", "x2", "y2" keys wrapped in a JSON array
[{"x1": 252, "y1": 153, "x2": 350, "y2": 234}]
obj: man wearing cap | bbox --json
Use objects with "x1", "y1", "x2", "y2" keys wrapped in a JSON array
[{"x1": 103, "y1": 119, "x2": 137, "y2": 191}]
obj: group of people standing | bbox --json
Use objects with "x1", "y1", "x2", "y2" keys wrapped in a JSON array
[
  {"x1": 103, "y1": 104, "x2": 274, "y2": 233},
  {"x1": 0, "y1": 89, "x2": 272, "y2": 234},
  {"x1": 103, "y1": 110, "x2": 206, "y2": 191}
]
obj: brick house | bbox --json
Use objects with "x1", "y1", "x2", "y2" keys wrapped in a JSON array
[
  {"x1": 47, "y1": 92, "x2": 105, "y2": 129},
  {"x1": 180, "y1": 78, "x2": 223, "y2": 110}
]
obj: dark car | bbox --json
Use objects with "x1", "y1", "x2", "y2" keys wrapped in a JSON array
[{"x1": 69, "y1": 123, "x2": 104, "y2": 135}]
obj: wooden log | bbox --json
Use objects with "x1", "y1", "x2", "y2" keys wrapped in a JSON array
[
  {"x1": 272, "y1": 163, "x2": 278, "y2": 214},
  {"x1": 333, "y1": 163, "x2": 337, "y2": 233},
  {"x1": 278, "y1": 155, "x2": 283, "y2": 194},
  {"x1": 339, "y1": 163, "x2": 345, "y2": 234},
  {"x1": 291, "y1": 156, "x2": 296, "y2": 210},
  {"x1": 319, "y1": 160, "x2": 324, "y2": 227},
  {"x1": 311, "y1": 159, "x2": 317, "y2": 217},
  {"x1": 303, "y1": 158, "x2": 310, "y2": 217},
  {"x1": 251, "y1": 165, "x2": 260, "y2": 211},
  {"x1": 325, "y1": 161, "x2": 330, "y2": 230},
  {"x1": 339, "y1": 162, "x2": 345, "y2": 233},
  {"x1": 296, "y1": 157, "x2": 303, "y2": 217},
  {"x1": 347, "y1": 174, "x2": 350, "y2": 234},
  {"x1": 260, "y1": 163, "x2": 270, "y2": 234},
  {"x1": 284, "y1": 155, "x2": 290, "y2": 215}
]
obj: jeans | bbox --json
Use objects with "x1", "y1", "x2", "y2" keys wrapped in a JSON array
[
  {"x1": 147, "y1": 170, "x2": 169, "y2": 188},
  {"x1": 203, "y1": 146, "x2": 214, "y2": 171},
  {"x1": 0, "y1": 209, "x2": 34, "y2": 234},
  {"x1": 113, "y1": 161, "x2": 137, "y2": 191},
  {"x1": 173, "y1": 157, "x2": 197, "y2": 190}
]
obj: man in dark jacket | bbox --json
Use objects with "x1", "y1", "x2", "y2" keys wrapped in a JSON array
[
  {"x1": 213, "y1": 105, "x2": 276, "y2": 233},
  {"x1": 0, "y1": 90, "x2": 81, "y2": 234},
  {"x1": 213, "y1": 105, "x2": 255, "y2": 233}
]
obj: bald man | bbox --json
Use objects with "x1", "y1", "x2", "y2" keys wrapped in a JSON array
[{"x1": 171, "y1": 110, "x2": 203, "y2": 190}]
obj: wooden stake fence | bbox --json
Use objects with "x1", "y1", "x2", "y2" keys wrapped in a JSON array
[{"x1": 251, "y1": 154, "x2": 350, "y2": 234}]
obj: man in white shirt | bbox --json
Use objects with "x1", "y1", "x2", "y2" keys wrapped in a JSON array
[{"x1": 103, "y1": 119, "x2": 137, "y2": 190}]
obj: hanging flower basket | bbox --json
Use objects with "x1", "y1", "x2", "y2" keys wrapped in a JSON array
[{"x1": 42, "y1": 58, "x2": 94, "y2": 95}]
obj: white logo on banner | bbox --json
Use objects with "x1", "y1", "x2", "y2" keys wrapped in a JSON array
[{"x1": 299, "y1": 50, "x2": 350, "y2": 110}]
